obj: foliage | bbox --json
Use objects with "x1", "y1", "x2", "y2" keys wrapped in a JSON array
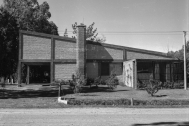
[
  {"x1": 2, "y1": 0, "x2": 58, "y2": 35},
  {"x1": 0, "y1": 0, "x2": 59, "y2": 79},
  {"x1": 70, "y1": 72, "x2": 86, "y2": 93},
  {"x1": 145, "y1": 79, "x2": 161, "y2": 96},
  {"x1": 68, "y1": 98, "x2": 189, "y2": 106},
  {"x1": 105, "y1": 74, "x2": 119, "y2": 90},
  {"x1": 0, "y1": 8, "x2": 19, "y2": 78},
  {"x1": 68, "y1": 98, "x2": 131, "y2": 106},
  {"x1": 167, "y1": 41, "x2": 189, "y2": 74},
  {"x1": 72, "y1": 22, "x2": 106, "y2": 42}
]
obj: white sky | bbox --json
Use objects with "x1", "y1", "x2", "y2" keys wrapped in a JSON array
[{"x1": 0, "y1": 0, "x2": 188, "y2": 52}]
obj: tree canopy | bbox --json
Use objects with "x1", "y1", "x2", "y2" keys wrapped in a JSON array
[
  {"x1": 72, "y1": 22, "x2": 106, "y2": 43},
  {"x1": 167, "y1": 41, "x2": 189, "y2": 74},
  {"x1": 0, "y1": 8, "x2": 18, "y2": 78},
  {"x1": 0, "y1": 0, "x2": 59, "y2": 79},
  {"x1": 2, "y1": 0, "x2": 58, "y2": 35}
]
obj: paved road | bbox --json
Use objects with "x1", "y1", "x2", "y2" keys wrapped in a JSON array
[{"x1": 0, "y1": 108, "x2": 189, "y2": 126}]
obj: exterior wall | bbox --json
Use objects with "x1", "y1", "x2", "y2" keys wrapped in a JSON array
[
  {"x1": 23, "y1": 35, "x2": 51, "y2": 59},
  {"x1": 87, "y1": 44, "x2": 123, "y2": 60},
  {"x1": 55, "y1": 40, "x2": 76, "y2": 59},
  {"x1": 110, "y1": 63, "x2": 123, "y2": 83},
  {"x1": 110, "y1": 63, "x2": 122, "y2": 75},
  {"x1": 127, "y1": 51, "x2": 170, "y2": 60},
  {"x1": 55, "y1": 64, "x2": 76, "y2": 80},
  {"x1": 86, "y1": 62, "x2": 98, "y2": 78},
  {"x1": 123, "y1": 60, "x2": 135, "y2": 87}
]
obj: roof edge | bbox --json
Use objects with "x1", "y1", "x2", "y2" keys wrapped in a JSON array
[
  {"x1": 87, "y1": 40, "x2": 170, "y2": 58},
  {"x1": 19, "y1": 30, "x2": 76, "y2": 42}
]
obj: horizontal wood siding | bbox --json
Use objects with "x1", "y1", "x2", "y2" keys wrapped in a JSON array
[
  {"x1": 55, "y1": 64, "x2": 76, "y2": 80},
  {"x1": 23, "y1": 35, "x2": 51, "y2": 59},
  {"x1": 87, "y1": 44, "x2": 123, "y2": 60},
  {"x1": 55, "y1": 40, "x2": 76, "y2": 59},
  {"x1": 127, "y1": 51, "x2": 170, "y2": 60}
]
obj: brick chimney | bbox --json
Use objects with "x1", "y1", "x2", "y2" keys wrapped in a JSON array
[{"x1": 76, "y1": 24, "x2": 86, "y2": 78}]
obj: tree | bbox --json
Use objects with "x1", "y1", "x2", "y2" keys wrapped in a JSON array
[
  {"x1": 0, "y1": 0, "x2": 59, "y2": 80},
  {"x1": 2, "y1": 0, "x2": 58, "y2": 35},
  {"x1": 0, "y1": 8, "x2": 19, "y2": 78},
  {"x1": 167, "y1": 41, "x2": 189, "y2": 74},
  {"x1": 72, "y1": 22, "x2": 106, "y2": 42}
]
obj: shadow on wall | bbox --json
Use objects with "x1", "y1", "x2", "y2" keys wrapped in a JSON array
[
  {"x1": 86, "y1": 42, "x2": 123, "y2": 81},
  {"x1": 131, "y1": 121, "x2": 189, "y2": 126},
  {"x1": 87, "y1": 42, "x2": 114, "y2": 60}
]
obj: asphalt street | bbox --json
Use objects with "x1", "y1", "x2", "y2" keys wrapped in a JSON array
[{"x1": 0, "y1": 108, "x2": 189, "y2": 126}]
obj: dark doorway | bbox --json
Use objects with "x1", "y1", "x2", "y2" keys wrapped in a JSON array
[
  {"x1": 29, "y1": 65, "x2": 50, "y2": 84},
  {"x1": 159, "y1": 63, "x2": 166, "y2": 83}
]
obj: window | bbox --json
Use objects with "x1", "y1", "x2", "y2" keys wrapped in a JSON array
[{"x1": 101, "y1": 62, "x2": 109, "y2": 76}]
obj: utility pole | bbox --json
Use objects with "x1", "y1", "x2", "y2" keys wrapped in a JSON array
[{"x1": 183, "y1": 31, "x2": 187, "y2": 90}]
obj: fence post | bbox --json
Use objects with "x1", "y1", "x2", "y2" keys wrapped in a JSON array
[{"x1": 131, "y1": 98, "x2": 134, "y2": 106}]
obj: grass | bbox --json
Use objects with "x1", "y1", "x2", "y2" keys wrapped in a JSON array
[
  {"x1": 0, "y1": 84, "x2": 189, "y2": 108},
  {"x1": 64, "y1": 85, "x2": 189, "y2": 100}
]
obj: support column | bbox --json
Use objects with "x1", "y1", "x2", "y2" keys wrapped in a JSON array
[
  {"x1": 26, "y1": 65, "x2": 30, "y2": 84},
  {"x1": 50, "y1": 62, "x2": 54, "y2": 83},
  {"x1": 18, "y1": 61, "x2": 21, "y2": 85},
  {"x1": 134, "y1": 60, "x2": 137, "y2": 89},
  {"x1": 50, "y1": 37, "x2": 54, "y2": 83}
]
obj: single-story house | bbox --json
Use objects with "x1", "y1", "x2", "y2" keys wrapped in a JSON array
[{"x1": 17, "y1": 24, "x2": 183, "y2": 89}]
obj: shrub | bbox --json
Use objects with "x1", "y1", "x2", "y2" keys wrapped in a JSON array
[
  {"x1": 67, "y1": 98, "x2": 131, "y2": 106},
  {"x1": 145, "y1": 79, "x2": 161, "y2": 96},
  {"x1": 71, "y1": 71, "x2": 86, "y2": 93},
  {"x1": 105, "y1": 74, "x2": 119, "y2": 90},
  {"x1": 86, "y1": 78, "x2": 94, "y2": 87}
]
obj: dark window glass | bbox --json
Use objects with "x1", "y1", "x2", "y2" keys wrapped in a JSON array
[{"x1": 101, "y1": 62, "x2": 109, "y2": 76}]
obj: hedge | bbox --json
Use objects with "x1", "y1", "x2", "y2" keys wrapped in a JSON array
[{"x1": 67, "y1": 98, "x2": 189, "y2": 106}]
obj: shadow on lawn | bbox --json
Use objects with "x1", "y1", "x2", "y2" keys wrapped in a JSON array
[
  {"x1": 131, "y1": 121, "x2": 189, "y2": 126},
  {"x1": 0, "y1": 89, "x2": 59, "y2": 99},
  {"x1": 81, "y1": 86, "x2": 128, "y2": 93},
  {"x1": 153, "y1": 95, "x2": 167, "y2": 97},
  {"x1": 0, "y1": 86, "x2": 128, "y2": 99}
]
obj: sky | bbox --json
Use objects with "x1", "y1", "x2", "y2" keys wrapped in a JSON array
[{"x1": 0, "y1": 0, "x2": 188, "y2": 52}]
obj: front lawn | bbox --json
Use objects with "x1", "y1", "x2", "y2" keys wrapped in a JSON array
[{"x1": 0, "y1": 85, "x2": 189, "y2": 108}]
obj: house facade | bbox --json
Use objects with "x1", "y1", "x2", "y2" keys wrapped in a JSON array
[{"x1": 18, "y1": 24, "x2": 182, "y2": 88}]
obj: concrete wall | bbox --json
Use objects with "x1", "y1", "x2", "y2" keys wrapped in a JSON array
[
  {"x1": 123, "y1": 60, "x2": 135, "y2": 88},
  {"x1": 23, "y1": 35, "x2": 51, "y2": 59}
]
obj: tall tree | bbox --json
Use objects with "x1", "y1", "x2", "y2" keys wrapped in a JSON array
[
  {"x1": 167, "y1": 41, "x2": 189, "y2": 74},
  {"x1": 72, "y1": 22, "x2": 106, "y2": 42},
  {"x1": 0, "y1": 0, "x2": 59, "y2": 80},
  {"x1": 0, "y1": 8, "x2": 19, "y2": 78},
  {"x1": 2, "y1": 0, "x2": 58, "y2": 35}
]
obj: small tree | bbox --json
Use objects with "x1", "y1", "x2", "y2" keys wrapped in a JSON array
[
  {"x1": 105, "y1": 74, "x2": 119, "y2": 90},
  {"x1": 145, "y1": 77, "x2": 161, "y2": 96},
  {"x1": 72, "y1": 22, "x2": 106, "y2": 43},
  {"x1": 70, "y1": 71, "x2": 86, "y2": 93}
]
